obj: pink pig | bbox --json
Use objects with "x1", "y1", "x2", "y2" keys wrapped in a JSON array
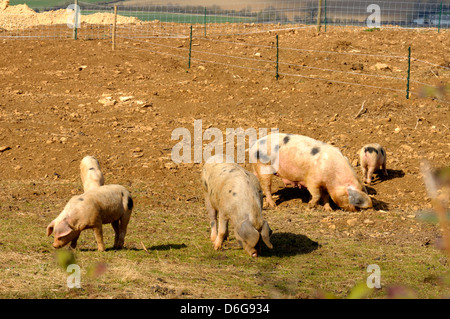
[
  {"x1": 46, "y1": 184, "x2": 133, "y2": 251},
  {"x1": 201, "y1": 158, "x2": 273, "y2": 257},
  {"x1": 80, "y1": 155, "x2": 105, "y2": 193},
  {"x1": 249, "y1": 133, "x2": 372, "y2": 212},
  {"x1": 359, "y1": 143, "x2": 388, "y2": 185}
]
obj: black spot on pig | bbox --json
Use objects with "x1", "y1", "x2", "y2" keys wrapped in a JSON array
[
  {"x1": 210, "y1": 221, "x2": 215, "y2": 228},
  {"x1": 232, "y1": 192, "x2": 237, "y2": 196},
  {"x1": 127, "y1": 196, "x2": 134, "y2": 210},
  {"x1": 259, "y1": 139, "x2": 267, "y2": 145},
  {"x1": 311, "y1": 147, "x2": 320, "y2": 156},
  {"x1": 364, "y1": 146, "x2": 378, "y2": 154},
  {"x1": 283, "y1": 135, "x2": 290, "y2": 145},
  {"x1": 274, "y1": 144, "x2": 279, "y2": 152},
  {"x1": 88, "y1": 167, "x2": 95, "y2": 170},
  {"x1": 255, "y1": 150, "x2": 269, "y2": 163},
  {"x1": 78, "y1": 197, "x2": 84, "y2": 201}
]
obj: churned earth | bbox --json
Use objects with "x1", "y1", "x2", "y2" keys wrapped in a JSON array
[{"x1": 0, "y1": 23, "x2": 448, "y2": 299}]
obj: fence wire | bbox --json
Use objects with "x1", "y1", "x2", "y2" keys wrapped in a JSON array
[
  {"x1": 1, "y1": 1, "x2": 448, "y2": 102},
  {"x1": 1, "y1": 1, "x2": 449, "y2": 40},
  {"x1": 113, "y1": 24, "x2": 448, "y2": 102}
]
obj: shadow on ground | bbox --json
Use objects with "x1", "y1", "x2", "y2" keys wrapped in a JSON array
[{"x1": 263, "y1": 232, "x2": 320, "y2": 257}]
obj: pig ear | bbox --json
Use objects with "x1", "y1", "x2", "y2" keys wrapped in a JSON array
[
  {"x1": 46, "y1": 220, "x2": 55, "y2": 236},
  {"x1": 347, "y1": 187, "x2": 372, "y2": 208},
  {"x1": 260, "y1": 221, "x2": 273, "y2": 249},
  {"x1": 54, "y1": 220, "x2": 73, "y2": 238},
  {"x1": 237, "y1": 220, "x2": 260, "y2": 248}
]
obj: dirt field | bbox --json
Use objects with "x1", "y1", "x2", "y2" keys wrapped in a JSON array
[{"x1": 0, "y1": 25, "x2": 449, "y2": 299}]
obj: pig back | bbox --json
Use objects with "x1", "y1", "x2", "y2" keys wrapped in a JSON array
[
  {"x1": 265, "y1": 133, "x2": 359, "y2": 188},
  {"x1": 81, "y1": 184, "x2": 130, "y2": 224},
  {"x1": 203, "y1": 163, "x2": 263, "y2": 221}
]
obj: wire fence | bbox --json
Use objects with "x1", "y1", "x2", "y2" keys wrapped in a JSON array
[
  {"x1": 1, "y1": 1, "x2": 449, "y2": 39},
  {"x1": 113, "y1": 27, "x2": 449, "y2": 101},
  {"x1": 0, "y1": 3, "x2": 113, "y2": 39},
  {"x1": 0, "y1": 1, "x2": 448, "y2": 102}
]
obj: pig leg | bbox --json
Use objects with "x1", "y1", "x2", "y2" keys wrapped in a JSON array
[
  {"x1": 112, "y1": 220, "x2": 120, "y2": 248},
  {"x1": 260, "y1": 174, "x2": 276, "y2": 208},
  {"x1": 366, "y1": 166, "x2": 376, "y2": 185},
  {"x1": 70, "y1": 235, "x2": 79, "y2": 249},
  {"x1": 205, "y1": 195, "x2": 218, "y2": 242},
  {"x1": 115, "y1": 214, "x2": 131, "y2": 249},
  {"x1": 254, "y1": 163, "x2": 276, "y2": 208},
  {"x1": 307, "y1": 185, "x2": 322, "y2": 209},
  {"x1": 361, "y1": 164, "x2": 368, "y2": 184},
  {"x1": 382, "y1": 160, "x2": 388, "y2": 177},
  {"x1": 213, "y1": 213, "x2": 228, "y2": 250},
  {"x1": 93, "y1": 226, "x2": 106, "y2": 252},
  {"x1": 321, "y1": 191, "x2": 333, "y2": 212}
]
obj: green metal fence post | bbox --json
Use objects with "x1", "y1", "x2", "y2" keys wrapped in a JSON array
[
  {"x1": 73, "y1": 0, "x2": 79, "y2": 40},
  {"x1": 438, "y1": 2, "x2": 443, "y2": 33},
  {"x1": 276, "y1": 34, "x2": 279, "y2": 80},
  {"x1": 406, "y1": 46, "x2": 411, "y2": 99},
  {"x1": 188, "y1": 25, "x2": 193, "y2": 69},
  {"x1": 204, "y1": 7, "x2": 207, "y2": 37}
]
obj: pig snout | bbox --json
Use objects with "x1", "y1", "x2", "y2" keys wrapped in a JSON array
[
  {"x1": 247, "y1": 244, "x2": 260, "y2": 257},
  {"x1": 52, "y1": 238, "x2": 68, "y2": 249}
]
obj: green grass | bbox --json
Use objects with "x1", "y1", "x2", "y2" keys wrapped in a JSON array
[
  {"x1": 0, "y1": 180, "x2": 448, "y2": 299},
  {"x1": 10, "y1": 0, "x2": 107, "y2": 7},
  {"x1": 110, "y1": 11, "x2": 255, "y2": 24},
  {"x1": 9, "y1": 1, "x2": 255, "y2": 24}
]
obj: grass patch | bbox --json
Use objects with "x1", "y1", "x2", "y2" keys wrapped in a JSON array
[{"x1": 0, "y1": 180, "x2": 448, "y2": 298}]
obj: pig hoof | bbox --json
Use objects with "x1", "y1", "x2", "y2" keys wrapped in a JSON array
[
  {"x1": 307, "y1": 202, "x2": 318, "y2": 209},
  {"x1": 264, "y1": 201, "x2": 276, "y2": 209}
]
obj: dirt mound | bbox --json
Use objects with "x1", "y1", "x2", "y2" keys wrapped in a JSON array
[
  {"x1": 3, "y1": 3, "x2": 33, "y2": 14},
  {"x1": 0, "y1": 0, "x2": 9, "y2": 11},
  {"x1": 0, "y1": 4, "x2": 141, "y2": 30}
]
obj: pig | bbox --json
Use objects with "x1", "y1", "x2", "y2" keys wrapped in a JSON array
[
  {"x1": 201, "y1": 160, "x2": 273, "y2": 257},
  {"x1": 249, "y1": 133, "x2": 372, "y2": 212},
  {"x1": 46, "y1": 184, "x2": 133, "y2": 251},
  {"x1": 80, "y1": 155, "x2": 105, "y2": 193},
  {"x1": 359, "y1": 143, "x2": 388, "y2": 185}
]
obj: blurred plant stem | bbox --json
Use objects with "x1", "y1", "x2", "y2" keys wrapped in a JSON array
[{"x1": 421, "y1": 160, "x2": 450, "y2": 258}]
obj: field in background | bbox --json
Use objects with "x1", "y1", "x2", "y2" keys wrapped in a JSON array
[{"x1": 6, "y1": 0, "x2": 450, "y2": 29}]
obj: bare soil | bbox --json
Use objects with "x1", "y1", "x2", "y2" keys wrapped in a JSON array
[{"x1": 0, "y1": 25, "x2": 448, "y2": 299}]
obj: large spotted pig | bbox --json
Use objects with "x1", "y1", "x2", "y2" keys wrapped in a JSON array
[
  {"x1": 359, "y1": 143, "x2": 388, "y2": 185},
  {"x1": 249, "y1": 133, "x2": 372, "y2": 212},
  {"x1": 46, "y1": 184, "x2": 133, "y2": 251},
  {"x1": 80, "y1": 155, "x2": 105, "y2": 193},
  {"x1": 201, "y1": 159, "x2": 273, "y2": 257}
]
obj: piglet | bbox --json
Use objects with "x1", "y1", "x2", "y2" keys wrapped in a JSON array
[
  {"x1": 80, "y1": 155, "x2": 105, "y2": 193},
  {"x1": 46, "y1": 184, "x2": 133, "y2": 251},
  {"x1": 359, "y1": 143, "x2": 388, "y2": 185},
  {"x1": 249, "y1": 133, "x2": 372, "y2": 212},
  {"x1": 201, "y1": 158, "x2": 273, "y2": 257}
]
